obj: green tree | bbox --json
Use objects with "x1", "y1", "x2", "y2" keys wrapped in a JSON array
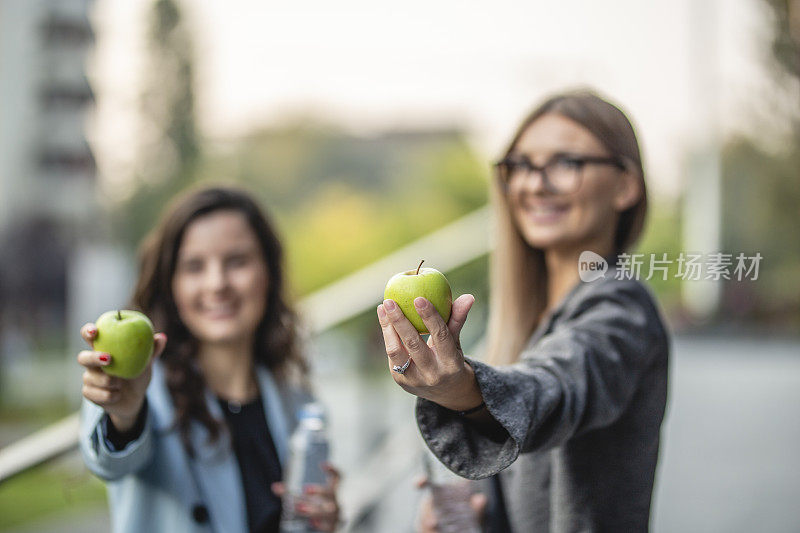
[
  {"x1": 720, "y1": 138, "x2": 800, "y2": 327},
  {"x1": 763, "y1": 0, "x2": 800, "y2": 135},
  {"x1": 718, "y1": 2, "x2": 800, "y2": 327},
  {"x1": 763, "y1": 1, "x2": 800, "y2": 78}
]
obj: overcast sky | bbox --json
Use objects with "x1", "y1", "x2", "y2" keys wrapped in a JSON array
[{"x1": 88, "y1": 0, "x2": 789, "y2": 198}]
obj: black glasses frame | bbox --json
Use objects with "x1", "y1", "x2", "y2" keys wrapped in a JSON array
[{"x1": 494, "y1": 153, "x2": 626, "y2": 193}]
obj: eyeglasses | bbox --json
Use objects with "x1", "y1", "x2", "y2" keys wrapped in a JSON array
[{"x1": 495, "y1": 152, "x2": 625, "y2": 194}]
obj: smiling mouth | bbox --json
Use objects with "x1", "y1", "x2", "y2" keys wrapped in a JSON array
[
  {"x1": 201, "y1": 304, "x2": 239, "y2": 318},
  {"x1": 521, "y1": 203, "x2": 570, "y2": 222}
]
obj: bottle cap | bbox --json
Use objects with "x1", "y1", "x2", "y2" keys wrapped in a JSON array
[{"x1": 298, "y1": 402, "x2": 326, "y2": 421}]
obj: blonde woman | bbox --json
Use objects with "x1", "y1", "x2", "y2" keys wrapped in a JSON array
[{"x1": 378, "y1": 90, "x2": 669, "y2": 532}]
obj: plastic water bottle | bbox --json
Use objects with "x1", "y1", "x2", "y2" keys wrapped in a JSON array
[{"x1": 280, "y1": 403, "x2": 330, "y2": 533}]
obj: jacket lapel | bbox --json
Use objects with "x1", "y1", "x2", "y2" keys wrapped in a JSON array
[
  {"x1": 255, "y1": 365, "x2": 292, "y2": 468},
  {"x1": 148, "y1": 362, "x2": 248, "y2": 532},
  {"x1": 186, "y1": 390, "x2": 248, "y2": 533}
]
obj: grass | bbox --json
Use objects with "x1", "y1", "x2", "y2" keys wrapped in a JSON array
[
  {"x1": 0, "y1": 464, "x2": 107, "y2": 531},
  {"x1": 0, "y1": 400, "x2": 74, "y2": 426}
]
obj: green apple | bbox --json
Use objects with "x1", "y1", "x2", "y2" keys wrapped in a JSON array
[
  {"x1": 384, "y1": 260, "x2": 452, "y2": 334},
  {"x1": 94, "y1": 310, "x2": 155, "y2": 379}
]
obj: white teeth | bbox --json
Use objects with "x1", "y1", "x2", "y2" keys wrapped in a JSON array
[
  {"x1": 204, "y1": 304, "x2": 236, "y2": 314},
  {"x1": 528, "y1": 205, "x2": 565, "y2": 215}
]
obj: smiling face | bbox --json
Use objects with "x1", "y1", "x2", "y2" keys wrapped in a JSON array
[
  {"x1": 171, "y1": 210, "x2": 269, "y2": 348},
  {"x1": 505, "y1": 113, "x2": 641, "y2": 255}
]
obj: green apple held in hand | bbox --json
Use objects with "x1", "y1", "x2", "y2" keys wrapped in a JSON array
[
  {"x1": 384, "y1": 260, "x2": 452, "y2": 334},
  {"x1": 94, "y1": 310, "x2": 155, "y2": 379}
]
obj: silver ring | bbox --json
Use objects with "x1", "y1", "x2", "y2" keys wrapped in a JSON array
[{"x1": 392, "y1": 357, "x2": 411, "y2": 374}]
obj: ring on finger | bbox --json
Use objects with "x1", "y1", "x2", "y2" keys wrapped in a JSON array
[{"x1": 392, "y1": 357, "x2": 411, "y2": 374}]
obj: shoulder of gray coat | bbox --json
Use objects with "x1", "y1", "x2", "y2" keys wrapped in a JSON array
[{"x1": 563, "y1": 273, "x2": 670, "y2": 346}]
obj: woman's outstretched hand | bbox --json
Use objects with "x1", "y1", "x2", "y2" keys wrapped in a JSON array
[
  {"x1": 77, "y1": 322, "x2": 167, "y2": 433},
  {"x1": 376, "y1": 294, "x2": 483, "y2": 411}
]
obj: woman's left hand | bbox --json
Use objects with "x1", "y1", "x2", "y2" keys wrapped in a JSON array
[
  {"x1": 377, "y1": 294, "x2": 483, "y2": 411},
  {"x1": 272, "y1": 463, "x2": 341, "y2": 531}
]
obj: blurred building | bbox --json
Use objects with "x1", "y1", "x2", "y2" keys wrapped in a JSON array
[{"x1": 0, "y1": 0, "x2": 95, "y2": 343}]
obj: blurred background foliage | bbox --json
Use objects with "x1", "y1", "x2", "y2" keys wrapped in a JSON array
[
  {"x1": 108, "y1": 0, "x2": 799, "y2": 330},
  {"x1": 121, "y1": 121, "x2": 489, "y2": 296},
  {"x1": 111, "y1": 1, "x2": 490, "y2": 297},
  {"x1": 716, "y1": 0, "x2": 800, "y2": 330},
  {"x1": 720, "y1": 136, "x2": 800, "y2": 329}
]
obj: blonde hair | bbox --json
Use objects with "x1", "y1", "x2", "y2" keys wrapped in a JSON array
[{"x1": 486, "y1": 89, "x2": 648, "y2": 365}]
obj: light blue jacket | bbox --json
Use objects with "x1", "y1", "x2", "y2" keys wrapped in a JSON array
[{"x1": 80, "y1": 361, "x2": 311, "y2": 533}]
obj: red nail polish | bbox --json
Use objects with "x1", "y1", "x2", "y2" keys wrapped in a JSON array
[{"x1": 99, "y1": 354, "x2": 110, "y2": 363}]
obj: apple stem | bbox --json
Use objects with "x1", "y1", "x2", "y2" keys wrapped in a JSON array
[
  {"x1": 117, "y1": 310, "x2": 122, "y2": 320},
  {"x1": 416, "y1": 260, "x2": 424, "y2": 275}
]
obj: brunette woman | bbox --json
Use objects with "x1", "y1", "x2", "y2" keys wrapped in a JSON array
[{"x1": 78, "y1": 187, "x2": 340, "y2": 532}]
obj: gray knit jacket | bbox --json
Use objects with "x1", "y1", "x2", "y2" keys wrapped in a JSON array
[{"x1": 416, "y1": 270, "x2": 670, "y2": 532}]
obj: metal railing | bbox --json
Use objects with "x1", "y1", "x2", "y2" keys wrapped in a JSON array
[
  {"x1": 0, "y1": 413, "x2": 80, "y2": 483},
  {"x1": 0, "y1": 205, "x2": 492, "y2": 528}
]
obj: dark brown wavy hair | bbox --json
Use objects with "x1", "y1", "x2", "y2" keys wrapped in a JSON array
[{"x1": 131, "y1": 186, "x2": 307, "y2": 452}]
